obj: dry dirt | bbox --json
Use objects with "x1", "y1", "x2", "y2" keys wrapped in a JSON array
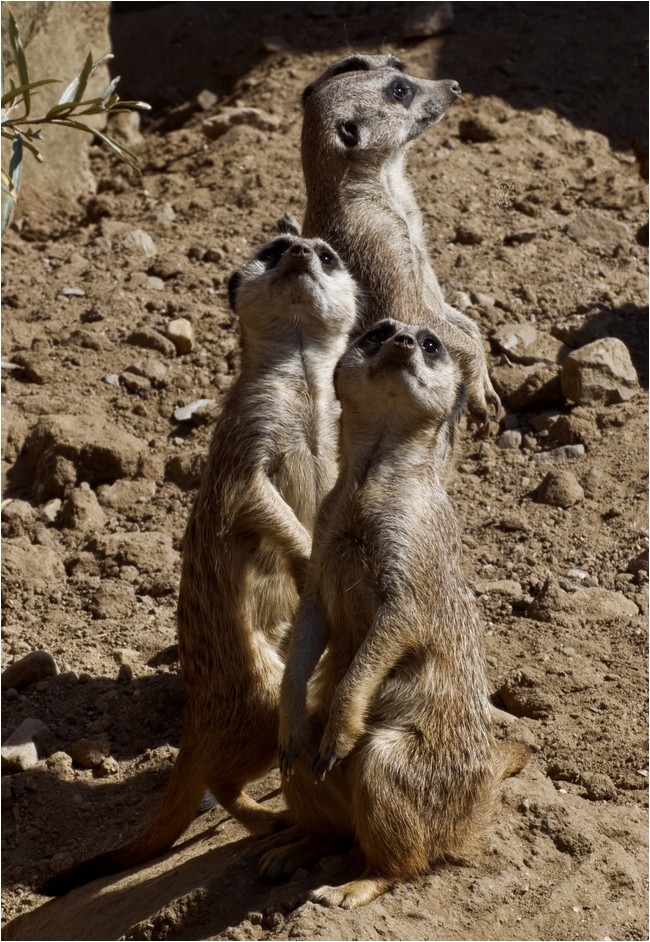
[{"x1": 1, "y1": 4, "x2": 648, "y2": 941}]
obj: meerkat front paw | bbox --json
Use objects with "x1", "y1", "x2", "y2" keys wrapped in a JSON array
[{"x1": 313, "y1": 724, "x2": 357, "y2": 780}]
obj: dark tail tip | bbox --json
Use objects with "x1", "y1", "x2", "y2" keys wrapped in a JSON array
[{"x1": 40, "y1": 853, "x2": 121, "y2": 897}]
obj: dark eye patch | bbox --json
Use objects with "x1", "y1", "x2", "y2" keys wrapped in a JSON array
[
  {"x1": 361, "y1": 321, "x2": 397, "y2": 346},
  {"x1": 419, "y1": 332, "x2": 442, "y2": 356},
  {"x1": 256, "y1": 238, "x2": 292, "y2": 268},
  {"x1": 318, "y1": 249, "x2": 339, "y2": 270},
  {"x1": 387, "y1": 79, "x2": 414, "y2": 106},
  {"x1": 387, "y1": 56, "x2": 406, "y2": 73}
]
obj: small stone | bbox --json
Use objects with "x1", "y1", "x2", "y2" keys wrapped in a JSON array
[
  {"x1": 49, "y1": 852, "x2": 76, "y2": 874},
  {"x1": 561, "y1": 338, "x2": 639, "y2": 406},
  {"x1": 123, "y1": 358, "x2": 168, "y2": 387},
  {"x1": 60, "y1": 483, "x2": 107, "y2": 531},
  {"x1": 504, "y1": 229, "x2": 537, "y2": 246},
  {"x1": 202, "y1": 107, "x2": 280, "y2": 140},
  {"x1": 166, "y1": 318, "x2": 195, "y2": 355},
  {"x1": 535, "y1": 470, "x2": 584, "y2": 508},
  {"x1": 580, "y1": 772, "x2": 617, "y2": 801},
  {"x1": 57, "y1": 287, "x2": 85, "y2": 298},
  {"x1": 497, "y1": 429, "x2": 522, "y2": 449},
  {"x1": 566, "y1": 209, "x2": 631, "y2": 252},
  {"x1": 450, "y1": 290, "x2": 472, "y2": 310},
  {"x1": 41, "y1": 498, "x2": 62, "y2": 523},
  {"x1": 491, "y1": 323, "x2": 538, "y2": 356},
  {"x1": 11, "y1": 352, "x2": 52, "y2": 385},
  {"x1": 123, "y1": 228, "x2": 157, "y2": 256},
  {"x1": 2, "y1": 651, "x2": 58, "y2": 690},
  {"x1": 474, "y1": 579, "x2": 523, "y2": 599},
  {"x1": 165, "y1": 452, "x2": 206, "y2": 490},
  {"x1": 1, "y1": 719, "x2": 51, "y2": 772},
  {"x1": 71, "y1": 738, "x2": 110, "y2": 769},
  {"x1": 491, "y1": 362, "x2": 562, "y2": 412},
  {"x1": 97, "y1": 479, "x2": 157, "y2": 510},
  {"x1": 532, "y1": 444, "x2": 585, "y2": 463},
  {"x1": 454, "y1": 225, "x2": 483, "y2": 246},
  {"x1": 259, "y1": 35, "x2": 293, "y2": 53},
  {"x1": 471, "y1": 292, "x2": 495, "y2": 309},
  {"x1": 126, "y1": 327, "x2": 177, "y2": 359},
  {"x1": 196, "y1": 88, "x2": 218, "y2": 111},
  {"x1": 96, "y1": 756, "x2": 119, "y2": 777},
  {"x1": 173, "y1": 398, "x2": 216, "y2": 423},
  {"x1": 103, "y1": 373, "x2": 121, "y2": 387}
]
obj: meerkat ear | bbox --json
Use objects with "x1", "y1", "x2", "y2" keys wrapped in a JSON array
[
  {"x1": 336, "y1": 119, "x2": 361, "y2": 148},
  {"x1": 227, "y1": 271, "x2": 241, "y2": 312}
]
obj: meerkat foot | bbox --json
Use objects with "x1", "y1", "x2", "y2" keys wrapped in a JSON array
[
  {"x1": 259, "y1": 833, "x2": 344, "y2": 882},
  {"x1": 216, "y1": 788, "x2": 291, "y2": 837},
  {"x1": 309, "y1": 875, "x2": 392, "y2": 909}
]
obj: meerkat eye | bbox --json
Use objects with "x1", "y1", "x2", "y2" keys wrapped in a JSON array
[
  {"x1": 390, "y1": 80, "x2": 413, "y2": 104},
  {"x1": 421, "y1": 335, "x2": 441, "y2": 356},
  {"x1": 318, "y1": 250, "x2": 338, "y2": 270},
  {"x1": 364, "y1": 324, "x2": 394, "y2": 345},
  {"x1": 257, "y1": 239, "x2": 291, "y2": 268}
]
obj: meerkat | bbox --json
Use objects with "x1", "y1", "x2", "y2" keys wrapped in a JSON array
[
  {"x1": 301, "y1": 53, "x2": 501, "y2": 430},
  {"x1": 42, "y1": 236, "x2": 358, "y2": 896},
  {"x1": 259, "y1": 318, "x2": 529, "y2": 909}
]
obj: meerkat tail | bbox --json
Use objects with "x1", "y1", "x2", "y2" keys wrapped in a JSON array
[
  {"x1": 41, "y1": 745, "x2": 205, "y2": 896},
  {"x1": 495, "y1": 740, "x2": 531, "y2": 780}
]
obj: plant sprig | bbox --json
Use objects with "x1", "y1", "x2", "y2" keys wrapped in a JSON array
[{"x1": 1, "y1": 9, "x2": 151, "y2": 234}]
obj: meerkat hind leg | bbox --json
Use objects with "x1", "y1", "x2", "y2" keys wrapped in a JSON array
[
  {"x1": 259, "y1": 833, "x2": 345, "y2": 882},
  {"x1": 210, "y1": 783, "x2": 290, "y2": 837},
  {"x1": 310, "y1": 874, "x2": 393, "y2": 910}
]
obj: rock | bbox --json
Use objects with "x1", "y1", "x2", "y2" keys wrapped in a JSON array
[
  {"x1": 126, "y1": 327, "x2": 177, "y2": 359},
  {"x1": 546, "y1": 410, "x2": 601, "y2": 448},
  {"x1": 403, "y1": 1, "x2": 453, "y2": 38},
  {"x1": 551, "y1": 309, "x2": 617, "y2": 348},
  {"x1": 166, "y1": 318, "x2": 195, "y2": 354},
  {"x1": 458, "y1": 116, "x2": 498, "y2": 143},
  {"x1": 560, "y1": 338, "x2": 640, "y2": 405},
  {"x1": 454, "y1": 225, "x2": 483, "y2": 245},
  {"x1": 103, "y1": 373, "x2": 121, "y2": 387},
  {"x1": 173, "y1": 398, "x2": 216, "y2": 423},
  {"x1": 96, "y1": 479, "x2": 157, "y2": 510},
  {"x1": 1, "y1": 719, "x2": 51, "y2": 772},
  {"x1": 121, "y1": 371, "x2": 152, "y2": 394},
  {"x1": 2, "y1": 651, "x2": 58, "y2": 690},
  {"x1": 60, "y1": 483, "x2": 107, "y2": 531},
  {"x1": 580, "y1": 772, "x2": 617, "y2": 801},
  {"x1": 491, "y1": 323, "x2": 538, "y2": 356},
  {"x1": 41, "y1": 498, "x2": 62, "y2": 523},
  {"x1": 450, "y1": 290, "x2": 472, "y2": 310},
  {"x1": 123, "y1": 229, "x2": 157, "y2": 256},
  {"x1": 71, "y1": 738, "x2": 110, "y2": 769},
  {"x1": 528, "y1": 578, "x2": 638, "y2": 623},
  {"x1": 2, "y1": 542, "x2": 66, "y2": 587},
  {"x1": 532, "y1": 444, "x2": 585, "y2": 463},
  {"x1": 87, "y1": 531, "x2": 179, "y2": 574},
  {"x1": 89, "y1": 581, "x2": 137, "y2": 620},
  {"x1": 123, "y1": 359, "x2": 168, "y2": 387},
  {"x1": 165, "y1": 452, "x2": 206, "y2": 490},
  {"x1": 196, "y1": 88, "x2": 219, "y2": 110},
  {"x1": 21, "y1": 413, "x2": 147, "y2": 501},
  {"x1": 1, "y1": 499, "x2": 37, "y2": 537},
  {"x1": 628, "y1": 550, "x2": 649, "y2": 575},
  {"x1": 496, "y1": 671, "x2": 553, "y2": 719},
  {"x1": 497, "y1": 429, "x2": 522, "y2": 449},
  {"x1": 566, "y1": 209, "x2": 631, "y2": 252},
  {"x1": 474, "y1": 579, "x2": 523, "y2": 599},
  {"x1": 202, "y1": 106, "x2": 280, "y2": 140},
  {"x1": 504, "y1": 229, "x2": 537, "y2": 245},
  {"x1": 535, "y1": 470, "x2": 584, "y2": 508},
  {"x1": 11, "y1": 351, "x2": 53, "y2": 384},
  {"x1": 491, "y1": 362, "x2": 562, "y2": 411}
]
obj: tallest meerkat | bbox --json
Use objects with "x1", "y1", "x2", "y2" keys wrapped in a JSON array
[{"x1": 301, "y1": 54, "x2": 501, "y2": 428}]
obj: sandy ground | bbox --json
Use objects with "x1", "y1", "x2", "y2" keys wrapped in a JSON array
[{"x1": 1, "y1": 4, "x2": 648, "y2": 940}]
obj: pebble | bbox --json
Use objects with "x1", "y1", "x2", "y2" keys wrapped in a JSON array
[
  {"x1": 103, "y1": 373, "x2": 121, "y2": 386},
  {"x1": 532, "y1": 444, "x2": 585, "y2": 463},
  {"x1": 504, "y1": 229, "x2": 537, "y2": 245},
  {"x1": 121, "y1": 372, "x2": 151, "y2": 394},
  {"x1": 560, "y1": 338, "x2": 639, "y2": 405},
  {"x1": 454, "y1": 225, "x2": 483, "y2": 245},
  {"x1": 97, "y1": 479, "x2": 156, "y2": 510},
  {"x1": 166, "y1": 317, "x2": 195, "y2": 355},
  {"x1": 491, "y1": 323, "x2": 538, "y2": 356},
  {"x1": 60, "y1": 483, "x2": 107, "y2": 531},
  {"x1": 123, "y1": 357, "x2": 168, "y2": 386},
  {"x1": 497, "y1": 429, "x2": 522, "y2": 449},
  {"x1": 565, "y1": 209, "x2": 631, "y2": 252},
  {"x1": 491, "y1": 362, "x2": 562, "y2": 411},
  {"x1": 173, "y1": 398, "x2": 216, "y2": 423},
  {"x1": 57, "y1": 287, "x2": 85, "y2": 298},
  {"x1": 1, "y1": 718, "x2": 51, "y2": 773},
  {"x1": 11, "y1": 352, "x2": 52, "y2": 384},
  {"x1": 41, "y1": 498, "x2": 62, "y2": 523},
  {"x1": 535, "y1": 469, "x2": 584, "y2": 508},
  {"x1": 123, "y1": 228, "x2": 157, "y2": 256},
  {"x1": 127, "y1": 327, "x2": 177, "y2": 359},
  {"x1": 580, "y1": 772, "x2": 617, "y2": 801},
  {"x1": 71, "y1": 738, "x2": 111, "y2": 770},
  {"x1": 458, "y1": 116, "x2": 498, "y2": 143},
  {"x1": 165, "y1": 451, "x2": 206, "y2": 489},
  {"x1": 449, "y1": 290, "x2": 472, "y2": 310},
  {"x1": 1, "y1": 650, "x2": 58, "y2": 691}
]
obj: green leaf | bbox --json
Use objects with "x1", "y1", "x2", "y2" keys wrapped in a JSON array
[
  {"x1": 2, "y1": 79, "x2": 59, "y2": 110},
  {"x1": 100, "y1": 75, "x2": 120, "y2": 102},
  {"x1": 58, "y1": 50, "x2": 93, "y2": 105},
  {"x1": 2, "y1": 133, "x2": 22, "y2": 234},
  {"x1": 8, "y1": 11, "x2": 30, "y2": 114},
  {"x1": 51, "y1": 117, "x2": 139, "y2": 169}
]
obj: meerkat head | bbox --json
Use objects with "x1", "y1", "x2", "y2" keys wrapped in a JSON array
[
  {"x1": 302, "y1": 54, "x2": 461, "y2": 160},
  {"x1": 335, "y1": 318, "x2": 466, "y2": 428},
  {"x1": 227, "y1": 235, "x2": 357, "y2": 345}
]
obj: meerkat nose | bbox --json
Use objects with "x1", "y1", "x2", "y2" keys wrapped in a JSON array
[
  {"x1": 290, "y1": 242, "x2": 312, "y2": 258},
  {"x1": 394, "y1": 333, "x2": 416, "y2": 349},
  {"x1": 448, "y1": 80, "x2": 461, "y2": 96}
]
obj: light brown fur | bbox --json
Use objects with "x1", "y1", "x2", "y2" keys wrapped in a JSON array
[
  {"x1": 301, "y1": 54, "x2": 502, "y2": 432},
  {"x1": 260, "y1": 319, "x2": 529, "y2": 908},
  {"x1": 42, "y1": 236, "x2": 358, "y2": 896}
]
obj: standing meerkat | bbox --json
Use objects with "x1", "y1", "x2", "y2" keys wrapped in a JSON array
[
  {"x1": 260, "y1": 318, "x2": 529, "y2": 909},
  {"x1": 43, "y1": 235, "x2": 358, "y2": 896},
  {"x1": 301, "y1": 54, "x2": 501, "y2": 429}
]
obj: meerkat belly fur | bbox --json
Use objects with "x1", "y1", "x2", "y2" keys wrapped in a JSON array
[
  {"x1": 301, "y1": 54, "x2": 501, "y2": 433},
  {"x1": 43, "y1": 236, "x2": 358, "y2": 896},
  {"x1": 260, "y1": 319, "x2": 529, "y2": 909}
]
